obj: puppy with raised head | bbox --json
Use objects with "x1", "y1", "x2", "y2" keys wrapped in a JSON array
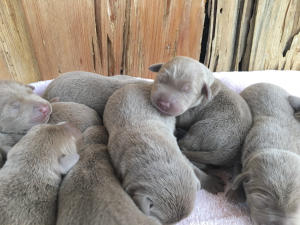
[
  {"x1": 149, "y1": 56, "x2": 252, "y2": 167},
  {"x1": 42, "y1": 71, "x2": 151, "y2": 118},
  {"x1": 48, "y1": 101, "x2": 102, "y2": 132},
  {"x1": 103, "y1": 83, "x2": 224, "y2": 224},
  {"x1": 228, "y1": 83, "x2": 300, "y2": 225},
  {"x1": 0, "y1": 80, "x2": 52, "y2": 167},
  {"x1": 57, "y1": 125, "x2": 160, "y2": 225},
  {"x1": 0, "y1": 122, "x2": 83, "y2": 225}
]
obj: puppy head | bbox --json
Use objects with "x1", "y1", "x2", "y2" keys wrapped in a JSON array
[
  {"x1": 11, "y1": 122, "x2": 84, "y2": 175},
  {"x1": 149, "y1": 56, "x2": 215, "y2": 116},
  {"x1": 0, "y1": 80, "x2": 52, "y2": 133},
  {"x1": 128, "y1": 165, "x2": 198, "y2": 224},
  {"x1": 233, "y1": 150, "x2": 300, "y2": 225}
]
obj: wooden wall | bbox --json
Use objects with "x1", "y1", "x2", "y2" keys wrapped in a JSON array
[
  {"x1": 0, "y1": 0, "x2": 205, "y2": 83},
  {"x1": 0, "y1": 0, "x2": 299, "y2": 84}
]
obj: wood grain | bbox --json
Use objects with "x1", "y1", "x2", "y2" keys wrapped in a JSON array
[
  {"x1": 205, "y1": 0, "x2": 243, "y2": 72},
  {"x1": 123, "y1": 0, "x2": 206, "y2": 79},
  {"x1": 242, "y1": 0, "x2": 300, "y2": 71},
  {"x1": 0, "y1": 0, "x2": 41, "y2": 83},
  {"x1": 95, "y1": 0, "x2": 127, "y2": 76},
  {"x1": 21, "y1": 0, "x2": 101, "y2": 80}
]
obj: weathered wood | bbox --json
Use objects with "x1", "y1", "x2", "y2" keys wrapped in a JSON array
[
  {"x1": 205, "y1": 0, "x2": 241, "y2": 72},
  {"x1": 95, "y1": 0, "x2": 127, "y2": 76},
  {"x1": 21, "y1": 0, "x2": 101, "y2": 81},
  {"x1": 232, "y1": 0, "x2": 253, "y2": 71},
  {"x1": 242, "y1": 0, "x2": 300, "y2": 71},
  {"x1": 0, "y1": 0, "x2": 41, "y2": 83},
  {"x1": 123, "y1": 0, "x2": 206, "y2": 79},
  {"x1": 283, "y1": 31, "x2": 300, "y2": 70}
]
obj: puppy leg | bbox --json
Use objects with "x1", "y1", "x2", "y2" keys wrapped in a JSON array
[
  {"x1": 225, "y1": 163, "x2": 246, "y2": 203},
  {"x1": 178, "y1": 120, "x2": 240, "y2": 166},
  {"x1": 192, "y1": 165, "x2": 224, "y2": 194},
  {"x1": 182, "y1": 149, "x2": 238, "y2": 167}
]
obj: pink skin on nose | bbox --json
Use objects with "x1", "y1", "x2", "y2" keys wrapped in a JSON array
[
  {"x1": 38, "y1": 103, "x2": 51, "y2": 116},
  {"x1": 158, "y1": 101, "x2": 170, "y2": 110}
]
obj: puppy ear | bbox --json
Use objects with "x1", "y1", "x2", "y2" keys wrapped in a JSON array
[
  {"x1": 132, "y1": 194, "x2": 153, "y2": 216},
  {"x1": 232, "y1": 172, "x2": 250, "y2": 190},
  {"x1": 26, "y1": 84, "x2": 35, "y2": 90},
  {"x1": 148, "y1": 63, "x2": 163, "y2": 73},
  {"x1": 288, "y1": 95, "x2": 300, "y2": 112},
  {"x1": 201, "y1": 83, "x2": 211, "y2": 100},
  {"x1": 59, "y1": 154, "x2": 80, "y2": 174},
  {"x1": 49, "y1": 97, "x2": 60, "y2": 103}
]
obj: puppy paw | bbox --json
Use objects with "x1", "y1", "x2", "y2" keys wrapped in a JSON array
[
  {"x1": 201, "y1": 175, "x2": 225, "y2": 194},
  {"x1": 225, "y1": 186, "x2": 246, "y2": 203}
]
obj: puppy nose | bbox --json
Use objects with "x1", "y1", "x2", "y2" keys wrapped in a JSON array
[
  {"x1": 158, "y1": 101, "x2": 170, "y2": 110},
  {"x1": 37, "y1": 103, "x2": 51, "y2": 115}
]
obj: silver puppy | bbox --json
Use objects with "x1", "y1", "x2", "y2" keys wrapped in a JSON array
[
  {"x1": 103, "y1": 83, "x2": 224, "y2": 224},
  {"x1": 0, "y1": 80, "x2": 52, "y2": 167},
  {"x1": 0, "y1": 122, "x2": 83, "y2": 225},
  {"x1": 149, "y1": 56, "x2": 252, "y2": 167},
  {"x1": 42, "y1": 71, "x2": 151, "y2": 118},
  {"x1": 57, "y1": 125, "x2": 160, "y2": 225},
  {"x1": 229, "y1": 83, "x2": 300, "y2": 225}
]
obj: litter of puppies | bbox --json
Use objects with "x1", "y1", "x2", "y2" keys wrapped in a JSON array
[{"x1": 0, "y1": 56, "x2": 299, "y2": 225}]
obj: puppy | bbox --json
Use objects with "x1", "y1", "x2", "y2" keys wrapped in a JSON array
[
  {"x1": 103, "y1": 83, "x2": 224, "y2": 224},
  {"x1": 57, "y1": 125, "x2": 160, "y2": 225},
  {"x1": 149, "y1": 56, "x2": 252, "y2": 167},
  {"x1": 229, "y1": 83, "x2": 300, "y2": 225},
  {"x1": 0, "y1": 122, "x2": 83, "y2": 225},
  {"x1": 0, "y1": 80, "x2": 52, "y2": 166},
  {"x1": 42, "y1": 71, "x2": 152, "y2": 118},
  {"x1": 48, "y1": 101, "x2": 102, "y2": 132}
]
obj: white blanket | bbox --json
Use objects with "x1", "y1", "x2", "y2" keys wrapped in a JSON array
[{"x1": 31, "y1": 70, "x2": 300, "y2": 225}]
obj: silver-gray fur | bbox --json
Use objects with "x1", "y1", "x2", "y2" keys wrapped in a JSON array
[
  {"x1": 83, "y1": 125, "x2": 108, "y2": 146},
  {"x1": 57, "y1": 125, "x2": 160, "y2": 225},
  {"x1": 0, "y1": 122, "x2": 83, "y2": 225},
  {"x1": 0, "y1": 79, "x2": 52, "y2": 168},
  {"x1": 48, "y1": 102, "x2": 102, "y2": 132},
  {"x1": 42, "y1": 71, "x2": 152, "y2": 118},
  {"x1": 149, "y1": 56, "x2": 252, "y2": 167},
  {"x1": 288, "y1": 95, "x2": 300, "y2": 122},
  {"x1": 103, "y1": 83, "x2": 225, "y2": 224},
  {"x1": 230, "y1": 83, "x2": 300, "y2": 225}
]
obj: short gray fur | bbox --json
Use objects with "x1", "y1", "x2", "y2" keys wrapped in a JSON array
[
  {"x1": 57, "y1": 125, "x2": 160, "y2": 225},
  {"x1": 42, "y1": 71, "x2": 152, "y2": 118},
  {"x1": 228, "y1": 83, "x2": 300, "y2": 225}
]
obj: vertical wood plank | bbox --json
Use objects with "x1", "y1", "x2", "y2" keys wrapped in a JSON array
[
  {"x1": 0, "y1": 0, "x2": 41, "y2": 83},
  {"x1": 124, "y1": 0, "x2": 206, "y2": 79},
  {"x1": 205, "y1": 0, "x2": 241, "y2": 72},
  {"x1": 95, "y1": 0, "x2": 127, "y2": 76},
  {"x1": 242, "y1": 0, "x2": 300, "y2": 71},
  {"x1": 21, "y1": 0, "x2": 101, "y2": 80}
]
